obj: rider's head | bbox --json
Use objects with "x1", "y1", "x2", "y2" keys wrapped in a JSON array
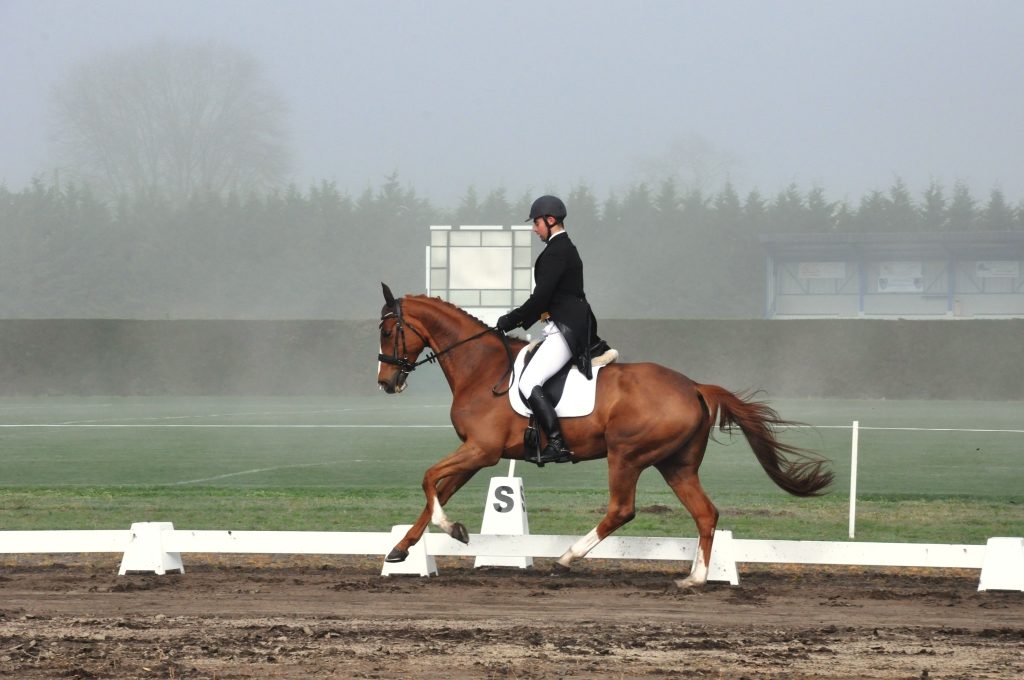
[{"x1": 527, "y1": 195, "x2": 567, "y2": 243}]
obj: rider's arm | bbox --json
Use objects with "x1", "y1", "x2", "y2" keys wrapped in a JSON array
[{"x1": 503, "y1": 246, "x2": 568, "y2": 329}]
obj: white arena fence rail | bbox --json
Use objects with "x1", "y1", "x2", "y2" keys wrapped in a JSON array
[{"x1": 1, "y1": 523, "x2": 1021, "y2": 592}]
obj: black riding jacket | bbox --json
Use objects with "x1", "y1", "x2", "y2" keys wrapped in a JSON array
[{"x1": 503, "y1": 232, "x2": 600, "y2": 377}]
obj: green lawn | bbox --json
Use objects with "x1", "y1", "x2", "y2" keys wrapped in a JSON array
[{"x1": 1, "y1": 395, "x2": 1021, "y2": 544}]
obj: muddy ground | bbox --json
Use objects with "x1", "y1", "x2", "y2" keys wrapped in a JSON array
[{"x1": 1, "y1": 555, "x2": 1022, "y2": 679}]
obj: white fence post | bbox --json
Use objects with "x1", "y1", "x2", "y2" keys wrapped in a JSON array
[
  {"x1": 849, "y1": 420, "x2": 859, "y2": 539},
  {"x1": 707, "y1": 530, "x2": 739, "y2": 585},
  {"x1": 978, "y1": 537, "x2": 1024, "y2": 591},
  {"x1": 118, "y1": 522, "x2": 184, "y2": 575},
  {"x1": 380, "y1": 525, "x2": 437, "y2": 577}
]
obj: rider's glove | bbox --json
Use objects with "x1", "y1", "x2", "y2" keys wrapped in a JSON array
[{"x1": 495, "y1": 314, "x2": 517, "y2": 333}]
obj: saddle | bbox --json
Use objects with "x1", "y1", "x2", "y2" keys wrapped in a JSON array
[{"x1": 508, "y1": 340, "x2": 619, "y2": 418}]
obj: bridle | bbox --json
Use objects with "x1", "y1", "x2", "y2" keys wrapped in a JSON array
[{"x1": 378, "y1": 299, "x2": 515, "y2": 395}]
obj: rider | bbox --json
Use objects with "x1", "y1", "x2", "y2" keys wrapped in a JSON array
[{"x1": 496, "y1": 195, "x2": 609, "y2": 465}]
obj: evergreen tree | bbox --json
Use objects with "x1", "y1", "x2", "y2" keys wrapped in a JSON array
[
  {"x1": 766, "y1": 184, "x2": 805, "y2": 232},
  {"x1": 713, "y1": 182, "x2": 742, "y2": 229},
  {"x1": 654, "y1": 179, "x2": 681, "y2": 222},
  {"x1": 833, "y1": 200, "x2": 856, "y2": 233},
  {"x1": 853, "y1": 190, "x2": 890, "y2": 232},
  {"x1": 566, "y1": 183, "x2": 600, "y2": 228},
  {"x1": 680, "y1": 187, "x2": 708, "y2": 224},
  {"x1": 477, "y1": 188, "x2": 512, "y2": 225},
  {"x1": 947, "y1": 181, "x2": 978, "y2": 231},
  {"x1": 805, "y1": 186, "x2": 836, "y2": 232},
  {"x1": 920, "y1": 180, "x2": 947, "y2": 231},
  {"x1": 512, "y1": 190, "x2": 535, "y2": 225},
  {"x1": 452, "y1": 185, "x2": 481, "y2": 225},
  {"x1": 887, "y1": 178, "x2": 919, "y2": 231},
  {"x1": 980, "y1": 187, "x2": 1013, "y2": 230},
  {"x1": 602, "y1": 192, "x2": 623, "y2": 229},
  {"x1": 742, "y1": 190, "x2": 767, "y2": 233}
]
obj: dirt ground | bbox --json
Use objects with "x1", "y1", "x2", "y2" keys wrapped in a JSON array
[{"x1": 1, "y1": 555, "x2": 1021, "y2": 679}]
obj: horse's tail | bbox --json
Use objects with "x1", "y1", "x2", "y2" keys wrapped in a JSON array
[{"x1": 697, "y1": 384, "x2": 833, "y2": 497}]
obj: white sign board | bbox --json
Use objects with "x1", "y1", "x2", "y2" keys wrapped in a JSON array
[
  {"x1": 798, "y1": 262, "x2": 846, "y2": 279},
  {"x1": 878, "y1": 261, "x2": 923, "y2": 293},
  {"x1": 975, "y1": 261, "x2": 1020, "y2": 278},
  {"x1": 449, "y1": 247, "x2": 512, "y2": 289}
]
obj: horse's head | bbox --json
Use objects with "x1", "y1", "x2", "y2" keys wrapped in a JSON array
[{"x1": 377, "y1": 283, "x2": 430, "y2": 394}]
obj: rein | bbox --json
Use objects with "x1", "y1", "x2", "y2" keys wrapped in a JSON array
[{"x1": 379, "y1": 300, "x2": 515, "y2": 395}]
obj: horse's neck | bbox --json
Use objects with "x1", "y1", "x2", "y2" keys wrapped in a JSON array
[{"x1": 408, "y1": 298, "x2": 511, "y2": 395}]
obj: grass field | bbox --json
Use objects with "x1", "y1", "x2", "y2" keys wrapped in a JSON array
[{"x1": 1, "y1": 394, "x2": 1021, "y2": 544}]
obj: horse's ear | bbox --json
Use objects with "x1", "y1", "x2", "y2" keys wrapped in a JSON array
[{"x1": 382, "y1": 282, "x2": 396, "y2": 307}]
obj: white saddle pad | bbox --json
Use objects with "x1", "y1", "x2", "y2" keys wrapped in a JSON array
[{"x1": 508, "y1": 344, "x2": 607, "y2": 418}]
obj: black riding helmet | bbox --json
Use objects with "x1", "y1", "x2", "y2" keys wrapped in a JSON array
[{"x1": 526, "y1": 195, "x2": 567, "y2": 223}]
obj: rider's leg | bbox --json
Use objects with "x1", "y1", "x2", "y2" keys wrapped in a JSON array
[
  {"x1": 526, "y1": 386, "x2": 571, "y2": 463},
  {"x1": 519, "y1": 328, "x2": 573, "y2": 464}
]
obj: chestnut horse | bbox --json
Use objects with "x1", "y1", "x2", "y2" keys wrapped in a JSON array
[{"x1": 376, "y1": 284, "x2": 832, "y2": 587}]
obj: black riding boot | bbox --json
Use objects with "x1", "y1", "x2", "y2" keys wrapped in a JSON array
[{"x1": 526, "y1": 386, "x2": 573, "y2": 465}]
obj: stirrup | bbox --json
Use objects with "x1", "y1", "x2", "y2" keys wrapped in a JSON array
[{"x1": 530, "y1": 439, "x2": 573, "y2": 466}]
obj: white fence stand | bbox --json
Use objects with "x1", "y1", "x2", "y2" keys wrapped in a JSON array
[
  {"x1": 707, "y1": 530, "x2": 740, "y2": 585},
  {"x1": 118, "y1": 522, "x2": 184, "y2": 575},
  {"x1": 475, "y1": 460, "x2": 532, "y2": 569},
  {"x1": 380, "y1": 525, "x2": 437, "y2": 577},
  {"x1": 978, "y1": 537, "x2": 1024, "y2": 591}
]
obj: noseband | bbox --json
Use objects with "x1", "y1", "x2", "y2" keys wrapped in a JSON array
[
  {"x1": 378, "y1": 300, "x2": 438, "y2": 374},
  {"x1": 378, "y1": 300, "x2": 514, "y2": 395}
]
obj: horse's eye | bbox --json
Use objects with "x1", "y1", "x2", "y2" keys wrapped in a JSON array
[{"x1": 382, "y1": 329, "x2": 392, "y2": 338}]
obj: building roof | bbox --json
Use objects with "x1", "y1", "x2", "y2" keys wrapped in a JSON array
[{"x1": 758, "y1": 230, "x2": 1024, "y2": 260}]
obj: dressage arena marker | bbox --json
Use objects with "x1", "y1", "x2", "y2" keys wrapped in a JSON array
[{"x1": 474, "y1": 460, "x2": 533, "y2": 569}]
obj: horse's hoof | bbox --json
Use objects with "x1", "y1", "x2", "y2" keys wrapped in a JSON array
[
  {"x1": 450, "y1": 522, "x2": 470, "y2": 544},
  {"x1": 550, "y1": 562, "x2": 571, "y2": 576},
  {"x1": 385, "y1": 548, "x2": 409, "y2": 563}
]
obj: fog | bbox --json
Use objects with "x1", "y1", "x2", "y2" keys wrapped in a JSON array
[{"x1": 3, "y1": 0, "x2": 1024, "y2": 205}]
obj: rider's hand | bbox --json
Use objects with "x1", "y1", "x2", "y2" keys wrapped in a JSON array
[{"x1": 495, "y1": 314, "x2": 517, "y2": 333}]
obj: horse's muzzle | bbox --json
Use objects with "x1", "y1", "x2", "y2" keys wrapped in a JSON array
[{"x1": 379, "y1": 371, "x2": 408, "y2": 394}]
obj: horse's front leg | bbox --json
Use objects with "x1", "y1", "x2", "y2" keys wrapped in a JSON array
[
  {"x1": 426, "y1": 468, "x2": 479, "y2": 544},
  {"x1": 385, "y1": 442, "x2": 496, "y2": 563}
]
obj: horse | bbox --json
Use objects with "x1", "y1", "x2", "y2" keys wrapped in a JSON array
[{"x1": 376, "y1": 284, "x2": 833, "y2": 587}]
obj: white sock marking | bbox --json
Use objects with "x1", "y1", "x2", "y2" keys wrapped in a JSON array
[
  {"x1": 557, "y1": 527, "x2": 601, "y2": 568},
  {"x1": 677, "y1": 545, "x2": 709, "y2": 588},
  {"x1": 431, "y1": 497, "x2": 453, "y2": 534}
]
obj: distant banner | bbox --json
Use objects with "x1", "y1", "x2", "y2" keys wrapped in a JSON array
[
  {"x1": 798, "y1": 262, "x2": 846, "y2": 279},
  {"x1": 878, "y1": 261, "x2": 922, "y2": 293},
  {"x1": 975, "y1": 261, "x2": 1020, "y2": 278}
]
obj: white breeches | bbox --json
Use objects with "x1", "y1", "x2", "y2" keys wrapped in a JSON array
[{"x1": 519, "y1": 321, "x2": 573, "y2": 396}]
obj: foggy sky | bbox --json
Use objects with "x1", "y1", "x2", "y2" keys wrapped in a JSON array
[{"x1": 2, "y1": 0, "x2": 1024, "y2": 206}]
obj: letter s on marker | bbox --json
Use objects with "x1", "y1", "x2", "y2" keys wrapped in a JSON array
[{"x1": 493, "y1": 485, "x2": 515, "y2": 513}]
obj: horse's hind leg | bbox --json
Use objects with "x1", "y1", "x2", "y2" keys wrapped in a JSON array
[
  {"x1": 656, "y1": 458, "x2": 719, "y2": 589},
  {"x1": 555, "y1": 459, "x2": 642, "y2": 571}
]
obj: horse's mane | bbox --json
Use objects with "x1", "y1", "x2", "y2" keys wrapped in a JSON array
[{"x1": 407, "y1": 294, "x2": 491, "y2": 330}]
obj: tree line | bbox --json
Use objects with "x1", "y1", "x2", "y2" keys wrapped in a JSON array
[{"x1": 2, "y1": 175, "x2": 1021, "y2": 319}]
